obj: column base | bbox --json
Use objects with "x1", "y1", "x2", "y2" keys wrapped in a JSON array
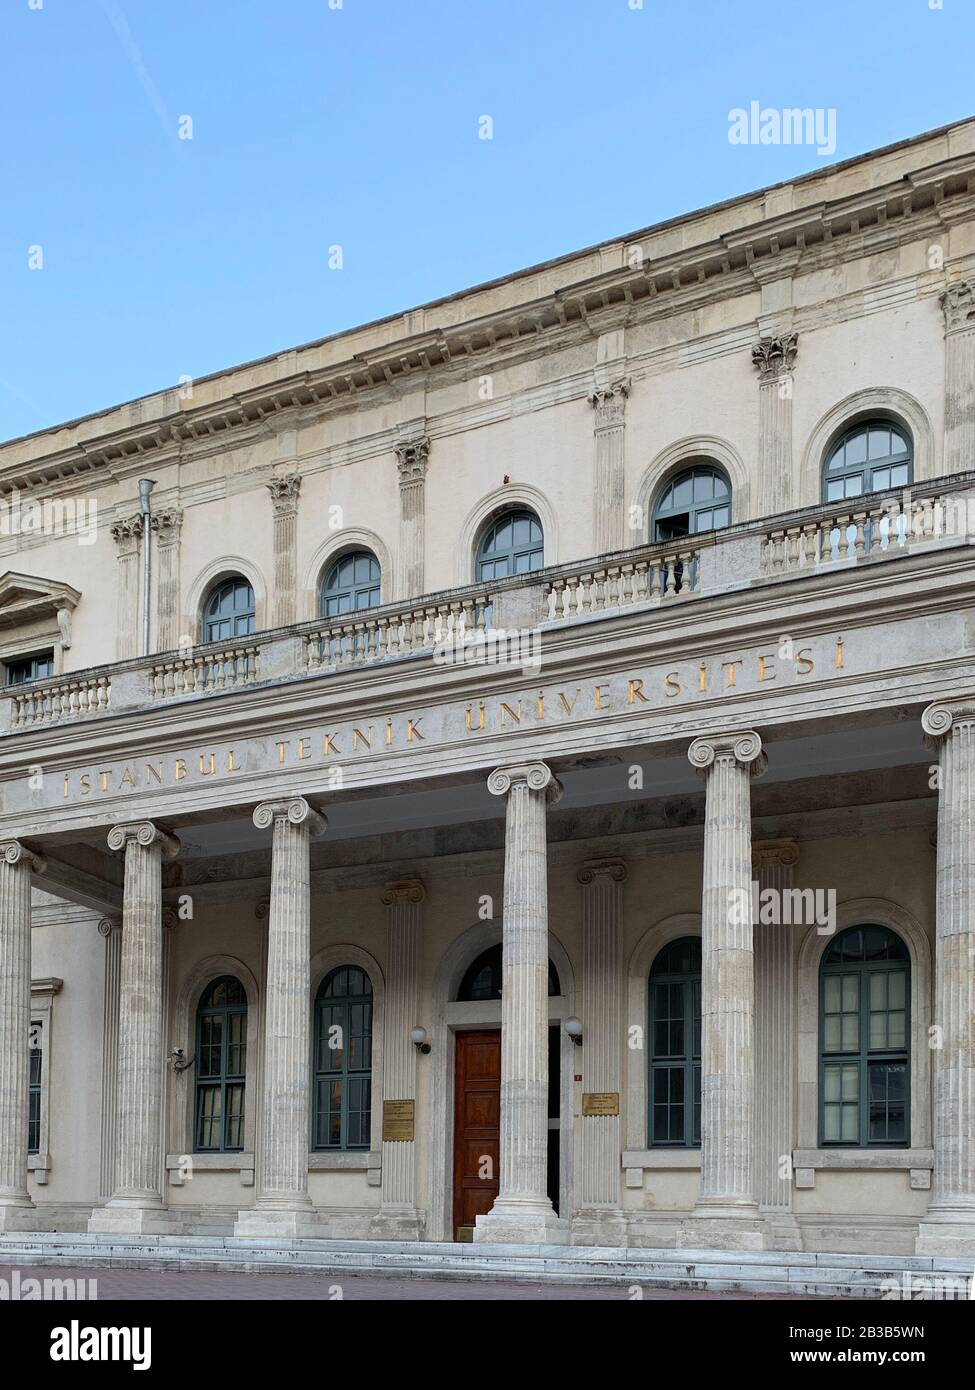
[
  {"x1": 0, "y1": 1199, "x2": 36, "y2": 1233},
  {"x1": 369, "y1": 1206, "x2": 424, "y2": 1242},
  {"x1": 571, "y1": 1209, "x2": 628, "y2": 1247},
  {"x1": 678, "y1": 1201, "x2": 766, "y2": 1251},
  {"x1": 234, "y1": 1205, "x2": 327, "y2": 1240},
  {"x1": 761, "y1": 1209, "x2": 803, "y2": 1252},
  {"x1": 915, "y1": 1202, "x2": 975, "y2": 1257},
  {"x1": 88, "y1": 1202, "x2": 175, "y2": 1236},
  {"x1": 474, "y1": 1197, "x2": 568, "y2": 1245}
]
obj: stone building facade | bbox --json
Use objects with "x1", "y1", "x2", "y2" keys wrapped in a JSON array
[{"x1": 1, "y1": 118, "x2": 974, "y2": 1257}]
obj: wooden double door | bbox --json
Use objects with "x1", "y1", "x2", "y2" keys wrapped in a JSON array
[{"x1": 452, "y1": 1027, "x2": 560, "y2": 1240}]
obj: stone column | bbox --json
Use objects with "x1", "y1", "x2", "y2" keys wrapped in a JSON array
[
  {"x1": 752, "y1": 839, "x2": 801, "y2": 1251},
  {"x1": 110, "y1": 515, "x2": 143, "y2": 660},
  {"x1": 589, "y1": 380, "x2": 629, "y2": 555},
  {"x1": 680, "y1": 731, "x2": 767, "y2": 1250},
  {"x1": 152, "y1": 509, "x2": 183, "y2": 652},
  {"x1": 395, "y1": 437, "x2": 429, "y2": 601},
  {"x1": 89, "y1": 822, "x2": 180, "y2": 1234},
  {"x1": 0, "y1": 841, "x2": 45, "y2": 1232},
  {"x1": 916, "y1": 699, "x2": 975, "y2": 1256},
  {"x1": 267, "y1": 474, "x2": 302, "y2": 627},
  {"x1": 475, "y1": 762, "x2": 564, "y2": 1244},
  {"x1": 372, "y1": 878, "x2": 425, "y2": 1239},
  {"x1": 941, "y1": 282, "x2": 975, "y2": 475},
  {"x1": 574, "y1": 859, "x2": 627, "y2": 1245},
  {"x1": 751, "y1": 334, "x2": 798, "y2": 515},
  {"x1": 97, "y1": 917, "x2": 122, "y2": 1201},
  {"x1": 235, "y1": 796, "x2": 326, "y2": 1238}
]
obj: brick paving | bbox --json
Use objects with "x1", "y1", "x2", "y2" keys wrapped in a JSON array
[{"x1": 0, "y1": 1263, "x2": 823, "y2": 1300}]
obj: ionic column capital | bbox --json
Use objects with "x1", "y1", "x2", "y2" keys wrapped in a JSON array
[
  {"x1": 921, "y1": 697, "x2": 975, "y2": 744},
  {"x1": 107, "y1": 822, "x2": 181, "y2": 859},
  {"x1": 382, "y1": 878, "x2": 426, "y2": 906},
  {"x1": 0, "y1": 840, "x2": 46, "y2": 874},
  {"x1": 751, "y1": 838, "x2": 799, "y2": 871},
  {"x1": 688, "y1": 730, "x2": 767, "y2": 778},
  {"x1": 97, "y1": 916, "x2": 122, "y2": 938},
  {"x1": 577, "y1": 858, "x2": 628, "y2": 886},
  {"x1": 252, "y1": 797, "x2": 327, "y2": 837},
  {"x1": 487, "y1": 761, "x2": 563, "y2": 804}
]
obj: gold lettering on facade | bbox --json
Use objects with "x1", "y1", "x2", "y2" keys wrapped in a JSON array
[
  {"x1": 465, "y1": 702, "x2": 485, "y2": 732},
  {"x1": 146, "y1": 762, "x2": 163, "y2": 784},
  {"x1": 629, "y1": 678, "x2": 648, "y2": 704},
  {"x1": 581, "y1": 1092, "x2": 620, "y2": 1117},
  {"x1": 297, "y1": 738, "x2": 311, "y2": 760},
  {"x1": 175, "y1": 759, "x2": 188, "y2": 781},
  {"x1": 664, "y1": 671, "x2": 680, "y2": 697},
  {"x1": 323, "y1": 734, "x2": 340, "y2": 755},
  {"x1": 796, "y1": 647, "x2": 814, "y2": 675},
  {"x1": 199, "y1": 753, "x2": 217, "y2": 776},
  {"x1": 407, "y1": 719, "x2": 424, "y2": 742},
  {"x1": 352, "y1": 727, "x2": 372, "y2": 751},
  {"x1": 559, "y1": 689, "x2": 580, "y2": 715},
  {"x1": 758, "y1": 653, "x2": 776, "y2": 682},
  {"x1": 594, "y1": 684, "x2": 610, "y2": 711},
  {"x1": 836, "y1": 634, "x2": 844, "y2": 669},
  {"x1": 721, "y1": 659, "x2": 743, "y2": 689},
  {"x1": 119, "y1": 768, "x2": 136, "y2": 790},
  {"x1": 501, "y1": 701, "x2": 521, "y2": 725}
]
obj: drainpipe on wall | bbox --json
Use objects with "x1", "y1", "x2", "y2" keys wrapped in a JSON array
[{"x1": 139, "y1": 478, "x2": 156, "y2": 658}]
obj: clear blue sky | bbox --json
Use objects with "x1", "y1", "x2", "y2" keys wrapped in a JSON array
[{"x1": 2, "y1": 0, "x2": 973, "y2": 442}]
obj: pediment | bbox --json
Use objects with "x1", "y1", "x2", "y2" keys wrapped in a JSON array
[{"x1": 0, "y1": 572, "x2": 81, "y2": 630}]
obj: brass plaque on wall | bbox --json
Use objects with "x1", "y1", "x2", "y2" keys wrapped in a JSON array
[
  {"x1": 582, "y1": 1092, "x2": 620, "y2": 1117},
  {"x1": 382, "y1": 1099, "x2": 416, "y2": 1141}
]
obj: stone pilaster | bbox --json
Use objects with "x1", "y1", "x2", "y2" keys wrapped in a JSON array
[
  {"x1": 89, "y1": 822, "x2": 180, "y2": 1234},
  {"x1": 940, "y1": 282, "x2": 975, "y2": 475},
  {"x1": 235, "y1": 796, "x2": 326, "y2": 1238},
  {"x1": 752, "y1": 334, "x2": 797, "y2": 515},
  {"x1": 680, "y1": 731, "x2": 767, "y2": 1250},
  {"x1": 0, "y1": 841, "x2": 45, "y2": 1231},
  {"x1": 573, "y1": 859, "x2": 627, "y2": 1245},
  {"x1": 372, "y1": 878, "x2": 425, "y2": 1239},
  {"x1": 916, "y1": 699, "x2": 975, "y2": 1255},
  {"x1": 395, "y1": 437, "x2": 429, "y2": 600},
  {"x1": 151, "y1": 509, "x2": 183, "y2": 652},
  {"x1": 267, "y1": 474, "x2": 302, "y2": 627},
  {"x1": 475, "y1": 762, "x2": 565, "y2": 1244},
  {"x1": 589, "y1": 380, "x2": 629, "y2": 555},
  {"x1": 110, "y1": 515, "x2": 144, "y2": 661},
  {"x1": 752, "y1": 839, "x2": 801, "y2": 1251},
  {"x1": 97, "y1": 917, "x2": 122, "y2": 1201}
]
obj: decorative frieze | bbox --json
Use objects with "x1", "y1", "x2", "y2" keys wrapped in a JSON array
[
  {"x1": 267, "y1": 474, "x2": 302, "y2": 627},
  {"x1": 395, "y1": 437, "x2": 430, "y2": 601}
]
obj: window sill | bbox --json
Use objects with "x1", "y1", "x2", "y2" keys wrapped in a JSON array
[
  {"x1": 28, "y1": 1153, "x2": 51, "y2": 1185},
  {"x1": 792, "y1": 1148, "x2": 934, "y2": 1190},
  {"x1": 309, "y1": 1151, "x2": 382, "y2": 1179},
  {"x1": 166, "y1": 1152, "x2": 255, "y2": 1187}
]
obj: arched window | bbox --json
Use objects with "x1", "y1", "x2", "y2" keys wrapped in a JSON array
[
  {"x1": 314, "y1": 966, "x2": 373, "y2": 1150},
  {"x1": 202, "y1": 577, "x2": 256, "y2": 643},
  {"x1": 320, "y1": 550, "x2": 381, "y2": 618},
  {"x1": 819, "y1": 925, "x2": 910, "y2": 1147},
  {"x1": 823, "y1": 421, "x2": 913, "y2": 504},
  {"x1": 476, "y1": 510, "x2": 544, "y2": 582},
  {"x1": 195, "y1": 976, "x2": 247, "y2": 1152},
  {"x1": 456, "y1": 943, "x2": 560, "y2": 1001},
  {"x1": 652, "y1": 465, "x2": 731, "y2": 542},
  {"x1": 648, "y1": 937, "x2": 701, "y2": 1147}
]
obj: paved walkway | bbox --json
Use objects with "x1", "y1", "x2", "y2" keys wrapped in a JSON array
[{"x1": 0, "y1": 1263, "x2": 820, "y2": 1300}]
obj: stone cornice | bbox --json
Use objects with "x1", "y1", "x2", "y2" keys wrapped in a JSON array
[{"x1": 2, "y1": 150, "x2": 971, "y2": 490}]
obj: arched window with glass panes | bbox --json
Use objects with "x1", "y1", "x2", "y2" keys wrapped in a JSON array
[
  {"x1": 314, "y1": 966, "x2": 373, "y2": 1150},
  {"x1": 819, "y1": 925, "x2": 910, "y2": 1147},
  {"x1": 822, "y1": 421, "x2": 913, "y2": 504},
  {"x1": 194, "y1": 977, "x2": 247, "y2": 1153},
  {"x1": 648, "y1": 937, "x2": 701, "y2": 1147},
  {"x1": 476, "y1": 510, "x2": 544, "y2": 582},
  {"x1": 456, "y1": 944, "x2": 561, "y2": 1001},
  {"x1": 320, "y1": 550, "x2": 381, "y2": 618},
  {"x1": 201, "y1": 577, "x2": 256, "y2": 644},
  {"x1": 651, "y1": 464, "x2": 731, "y2": 542}
]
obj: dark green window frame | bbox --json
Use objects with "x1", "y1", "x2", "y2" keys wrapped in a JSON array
[
  {"x1": 314, "y1": 966, "x2": 373, "y2": 1151},
  {"x1": 648, "y1": 937, "x2": 701, "y2": 1148},
  {"x1": 822, "y1": 421, "x2": 913, "y2": 504},
  {"x1": 818, "y1": 925, "x2": 910, "y2": 1148},
  {"x1": 476, "y1": 510, "x2": 544, "y2": 582},
  {"x1": 652, "y1": 464, "x2": 731, "y2": 542},
  {"x1": 202, "y1": 577, "x2": 256, "y2": 644},
  {"x1": 5, "y1": 651, "x2": 55, "y2": 688},
  {"x1": 320, "y1": 550, "x2": 381, "y2": 618},
  {"x1": 194, "y1": 976, "x2": 247, "y2": 1153},
  {"x1": 28, "y1": 1024, "x2": 42, "y2": 1154}
]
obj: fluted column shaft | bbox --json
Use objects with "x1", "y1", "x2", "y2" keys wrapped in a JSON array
[
  {"x1": 374, "y1": 879, "x2": 424, "y2": 1235},
  {"x1": 689, "y1": 732, "x2": 765, "y2": 1218},
  {"x1": 0, "y1": 842, "x2": 44, "y2": 1210},
  {"x1": 476, "y1": 762, "x2": 562, "y2": 1242},
  {"x1": 254, "y1": 797, "x2": 326, "y2": 1209},
  {"x1": 576, "y1": 860, "x2": 626, "y2": 1238},
  {"x1": 589, "y1": 381, "x2": 629, "y2": 555},
  {"x1": 152, "y1": 509, "x2": 183, "y2": 651},
  {"x1": 108, "y1": 822, "x2": 179, "y2": 1205},
  {"x1": 111, "y1": 516, "x2": 143, "y2": 661},
  {"x1": 98, "y1": 918, "x2": 122, "y2": 1199},
  {"x1": 267, "y1": 475, "x2": 301, "y2": 627},
  {"x1": 395, "y1": 438, "x2": 429, "y2": 600},
  {"x1": 752, "y1": 334, "x2": 798, "y2": 515},
  {"x1": 941, "y1": 282, "x2": 975, "y2": 474},
  {"x1": 917, "y1": 701, "x2": 975, "y2": 1254}
]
